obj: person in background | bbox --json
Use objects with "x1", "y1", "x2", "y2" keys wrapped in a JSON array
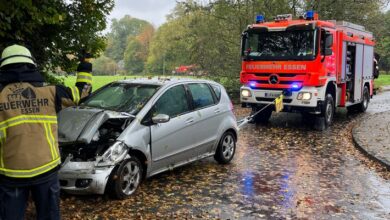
[
  {"x1": 373, "y1": 52, "x2": 380, "y2": 79},
  {"x1": 0, "y1": 44, "x2": 82, "y2": 220},
  {"x1": 75, "y1": 50, "x2": 93, "y2": 96}
]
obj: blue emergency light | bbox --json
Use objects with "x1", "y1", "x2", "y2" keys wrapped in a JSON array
[
  {"x1": 291, "y1": 83, "x2": 301, "y2": 91},
  {"x1": 306, "y1": 10, "x2": 315, "y2": 20},
  {"x1": 249, "y1": 81, "x2": 257, "y2": 88},
  {"x1": 256, "y1": 15, "x2": 264, "y2": 24}
]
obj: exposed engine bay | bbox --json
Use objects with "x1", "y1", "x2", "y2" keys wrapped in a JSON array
[
  {"x1": 58, "y1": 107, "x2": 133, "y2": 162},
  {"x1": 60, "y1": 118, "x2": 128, "y2": 161}
]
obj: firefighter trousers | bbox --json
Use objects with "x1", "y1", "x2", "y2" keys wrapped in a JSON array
[{"x1": 0, "y1": 173, "x2": 60, "y2": 220}]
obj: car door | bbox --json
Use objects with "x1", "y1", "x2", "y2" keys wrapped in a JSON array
[
  {"x1": 186, "y1": 83, "x2": 221, "y2": 155},
  {"x1": 149, "y1": 84, "x2": 197, "y2": 173}
]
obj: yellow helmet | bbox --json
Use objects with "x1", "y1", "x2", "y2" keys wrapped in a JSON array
[{"x1": 0, "y1": 44, "x2": 36, "y2": 68}]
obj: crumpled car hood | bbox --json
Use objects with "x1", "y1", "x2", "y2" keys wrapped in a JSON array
[{"x1": 58, "y1": 107, "x2": 129, "y2": 144}]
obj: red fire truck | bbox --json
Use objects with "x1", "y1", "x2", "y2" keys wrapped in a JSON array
[{"x1": 240, "y1": 11, "x2": 377, "y2": 129}]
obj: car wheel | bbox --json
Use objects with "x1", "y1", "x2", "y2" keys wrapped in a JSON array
[
  {"x1": 249, "y1": 105, "x2": 272, "y2": 124},
  {"x1": 108, "y1": 157, "x2": 143, "y2": 199},
  {"x1": 315, "y1": 93, "x2": 334, "y2": 130},
  {"x1": 214, "y1": 131, "x2": 236, "y2": 164}
]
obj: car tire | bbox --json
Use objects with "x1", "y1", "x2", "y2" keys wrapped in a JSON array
[
  {"x1": 214, "y1": 131, "x2": 236, "y2": 164},
  {"x1": 315, "y1": 93, "x2": 334, "y2": 131},
  {"x1": 107, "y1": 157, "x2": 143, "y2": 199},
  {"x1": 249, "y1": 105, "x2": 272, "y2": 124}
]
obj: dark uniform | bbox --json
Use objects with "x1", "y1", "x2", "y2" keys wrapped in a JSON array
[
  {"x1": 0, "y1": 46, "x2": 80, "y2": 220},
  {"x1": 75, "y1": 59, "x2": 93, "y2": 96}
]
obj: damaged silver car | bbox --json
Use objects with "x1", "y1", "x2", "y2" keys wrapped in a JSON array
[{"x1": 58, "y1": 78, "x2": 238, "y2": 199}]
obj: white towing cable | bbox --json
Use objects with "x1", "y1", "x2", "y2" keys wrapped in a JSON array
[{"x1": 237, "y1": 89, "x2": 289, "y2": 129}]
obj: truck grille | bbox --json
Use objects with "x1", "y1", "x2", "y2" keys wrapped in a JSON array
[{"x1": 250, "y1": 73, "x2": 306, "y2": 90}]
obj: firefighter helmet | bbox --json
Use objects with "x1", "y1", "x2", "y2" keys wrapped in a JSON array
[{"x1": 0, "y1": 44, "x2": 36, "y2": 68}]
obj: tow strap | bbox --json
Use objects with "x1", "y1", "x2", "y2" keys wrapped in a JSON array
[{"x1": 237, "y1": 91, "x2": 286, "y2": 129}]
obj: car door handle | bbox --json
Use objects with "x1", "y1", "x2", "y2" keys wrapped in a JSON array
[
  {"x1": 214, "y1": 108, "x2": 221, "y2": 113},
  {"x1": 185, "y1": 118, "x2": 194, "y2": 124}
]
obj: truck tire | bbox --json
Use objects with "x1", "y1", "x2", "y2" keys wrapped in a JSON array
[
  {"x1": 357, "y1": 86, "x2": 370, "y2": 112},
  {"x1": 249, "y1": 105, "x2": 272, "y2": 124},
  {"x1": 347, "y1": 86, "x2": 370, "y2": 113},
  {"x1": 315, "y1": 94, "x2": 334, "y2": 130}
]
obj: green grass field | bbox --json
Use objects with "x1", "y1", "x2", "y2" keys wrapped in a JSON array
[
  {"x1": 374, "y1": 74, "x2": 390, "y2": 89},
  {"x1": 63, "y1": 75, "x2": 140, "y2": 91}
]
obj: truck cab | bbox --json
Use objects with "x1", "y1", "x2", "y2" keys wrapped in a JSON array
[{"x1": 240, "y1": 11, "x2": 375, "y2": 129}]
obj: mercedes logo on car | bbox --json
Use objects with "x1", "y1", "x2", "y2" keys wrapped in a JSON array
[{"x1": 269, "y1": 74, "x2": 279, "y2": 84}]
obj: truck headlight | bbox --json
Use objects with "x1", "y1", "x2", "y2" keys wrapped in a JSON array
[
  {"x1": 297, "y1": 92, "x2": 312, "y2": 100},
  {"x1": 241, "y1": 89, "x2": 252, "y2": 98},
  {"x1": 96, "y1": 141, "x2": 128, "y2": 166}
]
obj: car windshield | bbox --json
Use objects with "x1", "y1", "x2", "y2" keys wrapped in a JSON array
[
  {"x1": 244, "y1": 29, "x2": 317, "y2": 61},
  {"x1": 81, "y1": 83, "x2": 160, "y2": 114}
]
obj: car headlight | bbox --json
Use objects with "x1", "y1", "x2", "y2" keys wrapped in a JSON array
[
  {"x1": 96, "y1": 141, "x2": 128, "y2": 166},
  {"x1": 297, "y1": 92, "x2": 312, "y2": 100},
  {"x1": 241, "y1": 89, "x2": 252, "y2": 98}
]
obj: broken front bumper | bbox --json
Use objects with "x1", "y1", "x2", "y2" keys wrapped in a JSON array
[{"x1": 59, "y1": 160, "x2": 114, "y2": 195}]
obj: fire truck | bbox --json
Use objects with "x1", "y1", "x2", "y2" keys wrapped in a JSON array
[{"x1": 240, "y1": 11, "x2": 377, "y2": 129}]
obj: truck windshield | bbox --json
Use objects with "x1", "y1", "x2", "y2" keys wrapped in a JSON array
[
  {"x1": 80, "y1": 83, "x2": 160, "y2": 114},
  {"x1": 244, "y1": 29, "x2": 317, "y2": 61}
]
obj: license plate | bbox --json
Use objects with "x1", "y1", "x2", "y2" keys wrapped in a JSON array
[{"x1": 264, "y1": 92, "x2": 281, "y2": 98}]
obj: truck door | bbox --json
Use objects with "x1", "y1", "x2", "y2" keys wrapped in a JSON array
[{"x1": 354, "y1": 44, "x2": 364, "y2": 102}]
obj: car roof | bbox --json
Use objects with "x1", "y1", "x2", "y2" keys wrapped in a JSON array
[{"x1": 117, "y1": 77, "x2": 219, "y2": 87}]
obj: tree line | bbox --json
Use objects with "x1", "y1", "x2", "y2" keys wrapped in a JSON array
[
  {"x1": 97, "y1": 0, "x2": 390, "y2": 79},
  {"x1": 1, "y1": 0, "x2": 389, "y2": 81}
]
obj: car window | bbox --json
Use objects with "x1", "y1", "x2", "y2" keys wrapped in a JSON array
[
  {"x1": 153, "y1": 85, "x2": 190, "y2": 118},
  {"x1": 187, "y1": 83, "x2": 215, "y2": 109},
  {"x1": 81, "y1": 83, "x2": 159, "y2": 114},
  {"x1": 210, "y1": 84, "x2": 221, "y2": 101}
]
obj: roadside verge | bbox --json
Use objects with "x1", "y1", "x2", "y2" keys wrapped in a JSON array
[{"x1": 352, "y1": 111, "x2": 390, "y2": 170}]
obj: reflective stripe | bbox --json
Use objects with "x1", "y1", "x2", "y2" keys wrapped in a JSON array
[
  {"x1": 47, "y1": 123, "x2": 58, "y2": 158},
  {"x1": 0, "y1": 115, "x2": 58, "y2": 177},
  {"x1": 0, "y1": 157, "x2": 61, "y2": 178},
  {"x1": 70, "y1": 86, "x2": 80, "y2": 104},
  {"x1": 0, "y1": 129, "x2": 6, "y2": 168},
  {"x1": 76, "y1": 72, "x2": 92, "y2": 84},
  {"x1": 44, "y1": 123, "x2": 56, "y2": 160},
  {"x1": 0, "y1": 115, "x2": 57, "y2": 130}
]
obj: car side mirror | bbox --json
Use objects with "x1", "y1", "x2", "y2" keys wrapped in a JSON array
[{"x1": 152, "y1": 114, "x2": 170, "y2": 124}]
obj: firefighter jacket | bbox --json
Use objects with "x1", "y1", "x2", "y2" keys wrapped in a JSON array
[
  {"x1": 76, "y1": 61, "x2": 93, "y2": 85},
  {"x1": 0, "y1": 67, "x2": 80, "y2": 179}
]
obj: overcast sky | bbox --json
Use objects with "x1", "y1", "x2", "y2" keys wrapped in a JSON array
[{"x1": 107, "y1": 0, "x2": 178, "y2": 29}]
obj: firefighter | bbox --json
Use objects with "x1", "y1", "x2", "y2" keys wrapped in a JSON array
[
  {"x1": 75, "y1": 51, "x2": 93, "y2": 96},
  {"x1": 374, "y1": 53, "x2": 380, "y2": 79},
  {"x1": 0, "y1": 44, "x2": 82, "y2": 220}
]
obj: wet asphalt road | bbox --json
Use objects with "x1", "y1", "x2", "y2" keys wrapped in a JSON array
[{"x1": 29, "y1": 91, "x2": 390, "y2": 219}]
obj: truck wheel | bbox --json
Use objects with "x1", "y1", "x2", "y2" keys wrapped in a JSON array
[
  {"x1": 214, "y1": 131, "x2": 236, "y2": 164},
  {"x1": 249, "y1": 105, "x2": 272, "y2": 124},
  {"x1": 107, "y1": 157, "x2": 143, "y2": 199},
  {"x1": 357, "y1": 86, "x2": 370, "y2": 112},
  {"x1": 315, "y1": 94, "x2": 334, "y2": 130},
  {"x1": 347, "y1": 86, "x2": 370, "y2": 113}
]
